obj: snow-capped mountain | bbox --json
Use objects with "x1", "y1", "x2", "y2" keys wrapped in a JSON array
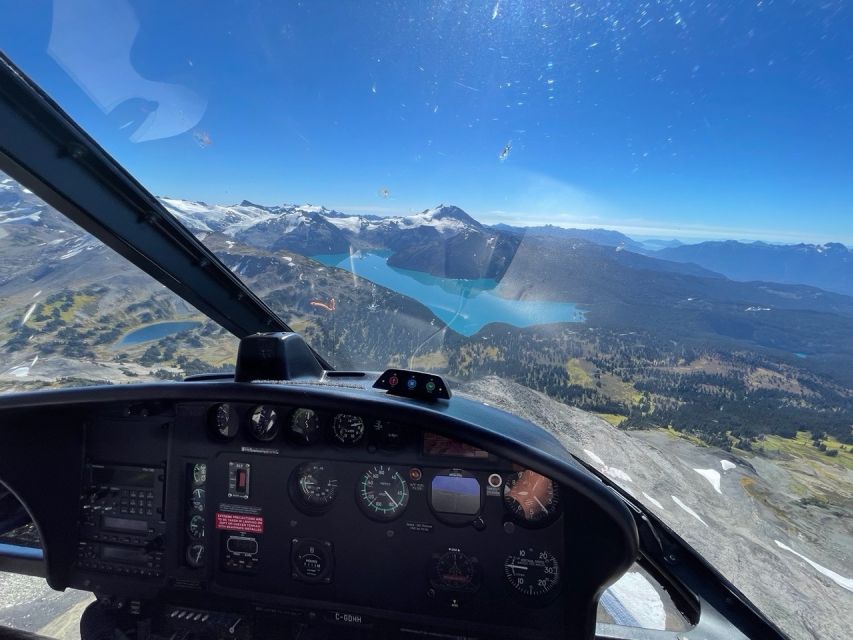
[
  {"x1": 160, "y1": 198, "x2": 497, "y2": 271},
  {"x1": 158, "y1": 198, "x2": 281, "y2": 235},
  {"x1": 161, "y1": 198, "x2": 480, "y2": 240}
]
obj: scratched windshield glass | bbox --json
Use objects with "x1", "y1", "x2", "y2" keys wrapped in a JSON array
[{"x1": 1, "y1": 2, "x2": 852, "y2": 639}]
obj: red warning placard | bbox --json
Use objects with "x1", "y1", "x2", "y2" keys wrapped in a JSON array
[{"x1": 215, "y1": 512, "x2": 264, "y2": 534}]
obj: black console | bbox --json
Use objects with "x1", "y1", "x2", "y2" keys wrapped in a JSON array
[{"x1": 0, "y1": 381, "x2": 639, "y2": 639}]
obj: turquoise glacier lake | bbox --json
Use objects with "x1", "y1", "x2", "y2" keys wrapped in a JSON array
[{"x1": 313, "y1": 252, "x2": 585, "y2": 337}]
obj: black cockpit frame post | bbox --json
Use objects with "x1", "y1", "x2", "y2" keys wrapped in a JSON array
[{"x1": 0, "y1": 51, "x2": 330, "y2": 370}]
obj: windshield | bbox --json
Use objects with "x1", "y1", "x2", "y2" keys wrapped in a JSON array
[{"x1": 2, "y1": 2, "x2": 852, "y2": 639}]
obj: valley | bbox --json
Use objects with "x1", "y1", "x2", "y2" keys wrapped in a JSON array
[{"x1": 4, "y1": 173, "x2": 853, "y2": 450}]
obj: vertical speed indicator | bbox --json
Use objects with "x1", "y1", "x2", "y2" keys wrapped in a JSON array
[
  {"x1": 504, "y1": 547, "x2": 561, "y2": 599},
  {"x1": 356, "y1": 465, "x2": 409, "y2": 521}
]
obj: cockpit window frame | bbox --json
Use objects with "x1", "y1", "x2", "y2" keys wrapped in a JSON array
[{"x1": 0, "y1": 52, "x2": 331, "y2": 370}]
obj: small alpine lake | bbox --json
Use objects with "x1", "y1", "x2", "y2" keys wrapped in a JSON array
[
  {"x1": 312, "y1": 251, "x2": 586, "y2": 336},
  {"x1": 119, "y1": 321, "x2": 202, "y2": 346}
]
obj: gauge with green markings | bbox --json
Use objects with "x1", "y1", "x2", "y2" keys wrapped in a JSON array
[{"x1": 356, "y1": 464, "x2": 409, "y2": 521}]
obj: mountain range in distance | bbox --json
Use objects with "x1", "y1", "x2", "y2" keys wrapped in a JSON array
[
  {"x1": 5, "y1": 168, "x2": 851, "y2": 307},
  {"x1": 493, "y1": 222, "x2": 853, "y2": 296},
  {"x1": 159, "y1": 195, "x2": 853, "y2": 298}
]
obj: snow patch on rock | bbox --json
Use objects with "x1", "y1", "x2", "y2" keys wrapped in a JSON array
[
  {"x1": 672, "y1": 496, "x2": 709, "y2": 527},
  {"x1": 583, "y1": 449, "x2": 604, "y2": 466},
  {"x1": 641, "y1": 492, "x2": 664, "y2": 510},
  {"x1": 693, "y1": 468, "x2": 722, "y2": 494},
  {"x1": 774, "y1": 540, "x2": 853, "y2": 593},
  {"x1": 583, "y1": 449, "x2": 632, "y2": 482}
]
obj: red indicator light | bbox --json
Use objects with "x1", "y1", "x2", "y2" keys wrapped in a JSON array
[
  {"x1": 388, "y1": 374, "x2": 399, "y2": 387},
  {"x1": 237, "y1": 470, "x2": 247, "y2": 490}
]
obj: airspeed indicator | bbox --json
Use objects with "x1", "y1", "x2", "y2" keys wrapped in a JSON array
[{"x1": 357, "y1": 465, "x2": 409, "y2": 521}]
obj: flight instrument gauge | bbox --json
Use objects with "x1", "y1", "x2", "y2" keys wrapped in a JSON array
[
  {"x1": 188, "y1": 514, "x2": 205, "y2": 540},
  {"x1": 190, "y1": 488, "x2": 206, "y2": 513},
  {"x1": 249, "y1": 405, "x2": 279, "y2": 441},
  {"x1": 332, "y1": 413, "x2": 365, "y2": 446},
  {"x1": 209, "y1": 403, "x2": 240, "y2": 440},
  {"x1": 192, "y1": 463, "x2": 207, "y2": 485},
  {"x1": 429, "y1": 548, "x2": 481, "y2": 593},
  {"x1": 290, "y1": 461, "x2": 339, "y2": 513},
  {"x1": 186, "y1": 543, "x2": 205, "y2": 568},
  {"x1": 502, "y1": 469, "x2": 561, "y2": 527},
  {"x1": 288, "y1": 408, "x2": 321, "y2": 445},
  {"x1": 357, "y1": 465, "x2": 409, "y2": 521},
  {"x1": 503, "y1": 547, "x2": 560, "y2": 599}
]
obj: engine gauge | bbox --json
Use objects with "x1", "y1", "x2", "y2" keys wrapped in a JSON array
[
  {"x1": 191, "y1": 463, "x2": 207, "y2": 485},
  {"x1": 502, "y1": 470, "x2": 561, "y2": 528},
  {"x1": 504, "y1": 547, "x2": 560, "y2": 599},
  {"x1": 370, "y1": 419, "x2": 407, "y2": 449},
  {"x1": 357, "y1": 465, "x2": 409, "y2": 521},
  {"x1": 188, "y1": 514, "x2": 205, "y2": 539},
  {"x1": 429, "y1": 548, "x2": 481, "y2": 593},
  {"x1": 332, "y1": 413, "x2": 365, "y2": 446},
  {"x1": 186, "y1": 543, "x2": 205, "y2": 568},
  {"x1": 190, "y1": 488, "x2": 206, "y2": 513},
  {"x1": 288, "y1": 408, "x2": 321, "y2": 445},
  {"x1": 209, "y1": 403, "x2": 240, "y2": 440},
  {"x1": 290, "y1": 461, "x2": 339, "y2": 514},
  {"x1": 249, "y1": 405, "x2": 279, "y2": 441}
]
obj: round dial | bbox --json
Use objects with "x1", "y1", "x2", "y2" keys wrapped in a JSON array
[
  {"x1": 190, "y1": 488, "x2": 205, "y2": 513},
  {"x1": 504, "y1": 547, "x2": 561, "y2": 598},
  {"x1": 332, "y1": 413, "x2": 365, "y2": 446},
  {"x1": 249, "y1": 405, "x2": 279, "y2": 441},
  {"x1": 503, "y1": 470, "x2": 561, "y2": 527},
  {"x1": 291, "y1": 461, "x2": 339, "y2": 513},
  {"x1": 188, "y1": 514, "x2": 205, "y2": 539},
  {"x1": 291, "y1": 539, "x2": 334, "y2": 583},
  {"x1": 371, "y1": 419, "x2": 406, "y2": 449},
  {"x1": 357, "y1": 465, "x2": 409, "y2": 521},
  {"x1": 209, "y1": 403, "x2": 240, "y2": 440},
  {"x1": 288, "y1": 408, "x2": 321, "y2": 445},
  {"x1": 192, "y1": 463, "x2": 207, "y2": 485},
  {"x1": 429, "y1": 548, "x2": 481, "y2": 593},
  {"x1": 186, "y1": 543, "x2": 205, "y2": 568}
]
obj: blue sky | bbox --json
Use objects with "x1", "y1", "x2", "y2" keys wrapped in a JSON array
[{"x1": 1, "y1": 0, "x2": 852, "y2": 243}]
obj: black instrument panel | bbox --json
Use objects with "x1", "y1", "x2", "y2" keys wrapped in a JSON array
[
  {"x1": 0, "y1": 381, "x2": 639, "y2": 640},
  {"x1": 163, "y1": 401, "x2": 567, "y2": 636}
]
